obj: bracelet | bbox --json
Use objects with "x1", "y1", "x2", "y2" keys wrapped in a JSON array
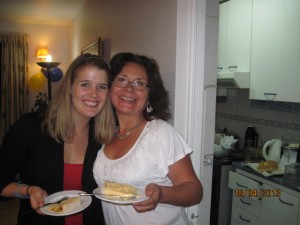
[
  {"x1": 14, "y1": 182, "x2": 29, "y2": 198},
  {"x1": 26, "y1": 185, "x2": 32, "y2": 197}
]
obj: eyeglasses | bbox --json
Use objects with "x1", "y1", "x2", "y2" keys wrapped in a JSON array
[{"x1": 114, "y1": 77, "x2": 149, "y2": 91}]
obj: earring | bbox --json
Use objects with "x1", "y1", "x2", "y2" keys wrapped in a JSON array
[{"x1": 146, "y1": 102, "x2": 153, "y2": 113}]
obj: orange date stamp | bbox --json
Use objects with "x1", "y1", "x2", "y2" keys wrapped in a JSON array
[{"x1": 234, "y1": 188, "x2": 281, "y2": 198}]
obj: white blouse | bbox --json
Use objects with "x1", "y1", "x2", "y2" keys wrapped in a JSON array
[{"x1": 93, "y1": 119, "x2": 193, "y2": 225}]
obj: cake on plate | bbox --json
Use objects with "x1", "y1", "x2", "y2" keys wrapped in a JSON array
[
  {"x1": 48, "y1": 196, "x2": 81, "y2": 213},
  {"x1": 103, "y1": 181, "x2": 140, "y2": 198},
  {"x1": 256, "y1": 160, "x2": 279, "y2": 172}
]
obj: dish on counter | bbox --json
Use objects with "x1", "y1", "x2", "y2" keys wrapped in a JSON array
[{"x1": 245, "y1": 162, "x2": 285, "y2": 177}]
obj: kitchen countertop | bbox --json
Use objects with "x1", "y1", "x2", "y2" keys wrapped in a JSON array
[{"x1": 232, "y1": 161, "x2": 300, "y2": 193}]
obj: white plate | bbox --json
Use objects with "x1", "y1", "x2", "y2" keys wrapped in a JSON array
[
  {"x1": 246, "y1": 163, "x2": 285, "y2": 177},
  {"x1": 93, "y1": 186, "x2": 148, "y2": 205},
  {"x1": 40, "y1": 190, "x2": 92, "y2": 216}
]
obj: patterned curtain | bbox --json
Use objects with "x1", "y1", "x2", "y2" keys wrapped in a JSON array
[{"x1": 0, "y1": 33, "x2": 29, "y2": 144}]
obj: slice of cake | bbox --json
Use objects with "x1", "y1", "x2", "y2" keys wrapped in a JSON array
[
  {"x1": 103, "y1": 181, "x2": 140, "y2": 198},
  {"x1": 48, "y1": 197, "x2": 81, "y2": 213},
  {"x1": 256, "y1": 160, "x2": 279, "y2": 172}
]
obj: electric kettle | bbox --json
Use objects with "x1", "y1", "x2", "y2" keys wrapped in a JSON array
[
  {"x1": 262, "y1": 139, "x2": 283, "y2": 163},
  {"x1": 280, "y1": 145, "x2": 299, "y2": 166}
]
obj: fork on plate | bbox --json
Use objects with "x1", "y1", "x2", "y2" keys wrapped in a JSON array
[{"x1": 79, "y1": 192, "x2": 136, "y2": 200}]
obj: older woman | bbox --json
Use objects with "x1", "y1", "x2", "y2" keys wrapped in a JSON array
[
  {"x1": 0, "y1": 53, "x2": 114, "y2": 225},
  {"x1": 93, "y1": 52, "x2": 203, "y2": 225}
]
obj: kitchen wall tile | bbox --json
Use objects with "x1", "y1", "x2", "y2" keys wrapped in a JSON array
[
  {"x1": 250, "y1": 102, "x2": 262, "y2": 119},
  {"x1": 260, "y1": 126, "x2": 277, "y2": 144},
  {"x1": 252, "y1": 100, "x2": 300, "y2": 113},
  {"x1": 216, "y1": 102, "x2": 227, "y2": 113},
  {"x1": 291, "y1": 130, "x2": 300, "y2": 142},
  {"x1": 276, "y1": 127, "x2": 293, "y2": 142},
  {"x1": 227, "y1": 89, "x2": 238, "y2": 114},
  {"x1": 293, "y1": 112, "x2": 300, "y2": 124},
  {"x1": 227, "y1": 89, "x2": 238, "y2": 97},
  {"x1": 237, "y1": 89, "x2": 250, "y2": 116},
  {"x1": 262, "y1": 108, "x2": 276, "y2": 121},
  {"x1": 215, "y1": 116, "x2": 226, "y2": 132},
  {"x1": 217, "y1": 88, "x2": 228, "y2": 97},
  {"x1": 276, "y1": 111, "x2": 294, "y2": 123},
  {"x1": 215, "y1": 89, "x2": 300, "y2": 148}
]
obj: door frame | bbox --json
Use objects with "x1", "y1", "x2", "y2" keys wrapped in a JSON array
[{"x1": 175, "y1": 0, "x2": 217, "y2": 224}]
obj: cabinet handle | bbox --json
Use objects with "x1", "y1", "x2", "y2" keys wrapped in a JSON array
[
  {"x1": 279, "y1": 198, "x2": 294, "y2": 206},
  {"x1": 264, "y1": 93, "x2": 277, "y2": 100},
  {"x1": 217, "y1": 67, "x2": 223, "y2": 72},
  {"x1": 240, "y1": 198, "x2": 252, "y2": 205},
  {"x1": 264, "y1": 93, "x2": 277, "y2": 96},
  {"x1": 236, "y1": 182, "x2": 248, "y2": 189},
  {"x1": 228, "y1": 66, "x2": 237, "y2": 71},
  {"x1": 239, "y1": 215, "x2": 251, "y2": 223}
]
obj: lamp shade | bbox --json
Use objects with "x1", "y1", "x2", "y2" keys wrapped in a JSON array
[{"x1": 36, "y1": 47, "x2": 50, "y2": 61}]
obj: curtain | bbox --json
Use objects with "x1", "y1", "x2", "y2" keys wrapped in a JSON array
[{"x1": 0, "y1": 33, "x2": 29, "y2": 143}]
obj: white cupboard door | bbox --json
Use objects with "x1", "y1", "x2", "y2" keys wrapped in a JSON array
[
  {"x1": 250, "y1": 0, "x2": 300, "y2": 102},
  {"x1": 250, "y1": 0, "x2": 284, "y2": 101},
  {"x1": 282, "y1": 0, "x2": 300, "y2": 102},
  {"x1": 217, "y1": 0, "x2": 252, "y2": 74},
  {"x1": 231, "y1": 220, "x2": 240, "y2": 225},
  {"x1": 261, "y1": 184, "x2": 299, "y2": 225},
  {"x1": 231, "y1": 205, "x2": 260, "y2": 225},
  {"x1": 226, "y1": 0, "x2": 252, "y2": 73},
  {"x1": 217, "y1": 2, "x2": 227, "y2": 72}
]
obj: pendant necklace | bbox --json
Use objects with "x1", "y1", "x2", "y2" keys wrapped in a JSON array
[{"x1": 115, "y1": 121, "x2": 142, "y2": 139}]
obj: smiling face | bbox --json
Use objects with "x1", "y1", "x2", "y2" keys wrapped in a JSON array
[
  {"x1": 71, "y1": 65, "x2": 109, "y2": 120},
  {"x1": 111, "y1": 62, "x2": 149, "y2": 118}
]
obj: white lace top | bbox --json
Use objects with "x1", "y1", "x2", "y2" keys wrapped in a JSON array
[{"x1": 93, "y1": 119, "x2": 193, "y2": 225}]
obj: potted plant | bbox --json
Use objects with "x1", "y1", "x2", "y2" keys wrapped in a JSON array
[{"x1": 31, "y1": 92, "x2": 48, "y2": 114}]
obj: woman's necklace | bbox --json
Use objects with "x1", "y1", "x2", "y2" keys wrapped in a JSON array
[{"x1": 115, "y1": 121, "x2": 142, "y2": 139}]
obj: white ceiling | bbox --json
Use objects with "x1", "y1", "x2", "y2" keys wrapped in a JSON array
[{"x1": 0, "y1": 0, "x2": 87, "y2": 26}]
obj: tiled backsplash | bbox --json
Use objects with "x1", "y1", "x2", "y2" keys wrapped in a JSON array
[
  {"x1": 215, "y1": 89, "x2": 300, "y2": 150},
  {"x1": 217, "y1": 112, "x2": 300, "y2": 132}
]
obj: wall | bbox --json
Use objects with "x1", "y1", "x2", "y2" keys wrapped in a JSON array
[
  {"x1": 1, "y1": 0, "x2": 177, "y2": 119},
  {"x1": 69, "y1": 0, "x2": 177, "y2": 120},
  {"x1": 0, "y1": 21, "x2": 69, "y2": 109},
  {"x1": 216, "y1": 89, "x2": 300, "y2": 149}
]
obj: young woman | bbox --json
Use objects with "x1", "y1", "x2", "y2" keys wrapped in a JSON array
[{"x1": 0, "y1": 53, "x2": 114, "y2": 225}]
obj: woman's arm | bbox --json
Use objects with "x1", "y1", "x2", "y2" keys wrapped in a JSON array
[
  {"x1": 1, "y1": 182, "x2": 48, "y2": 210},
  {"x1": 0, "y1": 113, "x2": 49, "y2": 210},
  {"x1": 159, "y1": 155, "x2": 203, "y2": 205},
  {"x1": 1, "y1": 182, "x2": 30, "y2": 198},
  {"x1": 133, "y1": 154, "x2": 203, "y2": 212}
]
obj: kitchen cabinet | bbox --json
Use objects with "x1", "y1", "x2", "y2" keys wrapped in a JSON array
[
  {"x1": 228, "y1": 171, "x2": 261, "y2": 225},
  {"x1": 261, "y1": 183, "x2": 299, "y2": 225},
  {"x1": 217, "y1": 0, "x2": 252, "y2": 74},
  {"x1": 228, "y1": 168, "x2": 300, "y2": 225},
  {"x1": 250, "y1": 0, "x2": 300, "y2": 103},
  {"x1": 231, "y1": 204, "x2": 260, "y2": 225},
  {"x1": 231, "y1": 221, "x2": 239, "y2": 225}
]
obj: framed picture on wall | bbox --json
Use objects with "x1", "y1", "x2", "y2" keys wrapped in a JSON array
[{"x1": 81, "y1": 37, "x2": 102, "y2": 56}]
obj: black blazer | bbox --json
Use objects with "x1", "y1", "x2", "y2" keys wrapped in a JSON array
[{"x1": 0, "y1": 113, "x2": 105, "y2": 225}]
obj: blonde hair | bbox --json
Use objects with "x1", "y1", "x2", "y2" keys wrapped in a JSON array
[{"x1": 44, "y1": 54, "x2": 115, "y2": 144}]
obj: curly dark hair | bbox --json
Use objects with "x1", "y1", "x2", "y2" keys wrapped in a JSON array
[{"x1": 110, "y1": 52, "x2": 171, "y2": 121}]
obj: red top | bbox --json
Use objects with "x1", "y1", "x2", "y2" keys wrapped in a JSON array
[{"x1": 64, "y1": 163, "x2": 83, "y2": 225}]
